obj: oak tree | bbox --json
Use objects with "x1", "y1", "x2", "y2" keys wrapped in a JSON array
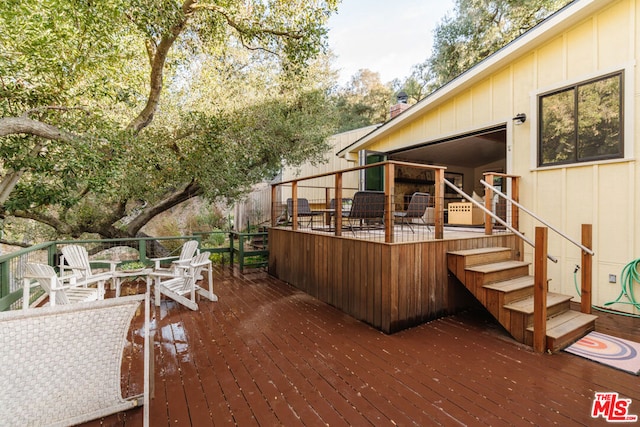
[{"x1": 0, "y1": 0, "x2": 338, "y2": 242}]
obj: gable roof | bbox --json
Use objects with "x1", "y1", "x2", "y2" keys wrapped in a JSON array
[{"x1": 337, "y1": 0, "x2": 613, "y2": 158}]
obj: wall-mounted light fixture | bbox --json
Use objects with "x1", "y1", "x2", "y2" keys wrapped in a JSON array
[{"x1": 512, "y1": 113, "x2": 526, "y2": 125}]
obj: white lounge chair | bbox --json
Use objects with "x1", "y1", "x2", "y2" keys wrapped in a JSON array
[
  {"x1": 152, "y1": 251, "x2": 217, "y2": 311},
  {"x1": 22, "y1": 263, "x2": 103, "y2": 308},
  {"x1": 149, "y1": 239, "x2": 199, "y2": 276},
  {"x1": 60, "y1": 244, "x2": 117, "y2": 294}
]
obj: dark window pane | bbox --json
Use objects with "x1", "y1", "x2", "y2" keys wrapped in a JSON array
[
  {"x1": 540, "y1": 89, "x2": 575, "y2": 165},
  {"x1": 577, "y1": 75, "x2": 622, "y2": 159},
  {"x1": 538, "y1": 71, "x2": 623, "y2": 166}
]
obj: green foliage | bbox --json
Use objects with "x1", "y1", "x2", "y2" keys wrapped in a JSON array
[
  {"x1": 404, "y1": 0, "x2": 571, "y2": 99},
  {"x1": 333, "y1": 69, "x2": 394, "y2": 132},
  {"x1": 0, "y1": 0, "x2": 147, "y2": 120},
  {"x1": 204, "y1": 232, "x2": 227, "y2": 247},
  {"x1": 119, "y1": 261, "x2": 147, "y2": 271},
  {"x1": 186, "y1": 206, "x2": 226, "y2": 234},
  {"x1": 210, "y1": 251, "x2": 230, "y2": 265},
  {"x1": 172, "y1": 87, "x2": 335, "y2": 202},
  {"x1": 0, "y1": 0, "x2": 339, "y2": 241}
]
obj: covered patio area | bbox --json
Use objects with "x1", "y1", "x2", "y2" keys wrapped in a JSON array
[{"x1": 83, "y1": 266, "x2": 638, "y2": 426}]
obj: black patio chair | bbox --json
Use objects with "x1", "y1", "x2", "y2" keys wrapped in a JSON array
[
  {"x1": 344, "y1": 191, "x2": 385, "y2": 234},
  {"x1": 329, "y1": 197, "x2": 353, "y2": 217},
  {"x1": 393, "y1": 192, "x2": 431, "y2": 233},
  {"x1": 286, "y1": 198, "x2": 323, "y2": 227}
]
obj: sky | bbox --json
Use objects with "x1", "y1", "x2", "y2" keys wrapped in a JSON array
[{"x1": 328, "y1": 0, "x2": 456, "y2": 85}]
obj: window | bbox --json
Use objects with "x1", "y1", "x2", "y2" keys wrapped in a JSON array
[{"x1": 538, "y1": 72, "x2": 623, "y2": 166}]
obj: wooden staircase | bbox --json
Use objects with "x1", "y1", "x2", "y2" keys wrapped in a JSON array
[{"x1": 447, "y1": 247, "x2": 597, "y2": 352}]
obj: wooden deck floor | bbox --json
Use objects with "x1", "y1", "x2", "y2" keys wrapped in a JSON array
[{"x1": 83, "y1": 266, "x2": 639, "y2": 427}]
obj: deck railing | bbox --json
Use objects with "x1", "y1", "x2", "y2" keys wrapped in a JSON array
[
  {"x1": 271, "y1": 161, "x2": 518, "y2": 243},
  {"x1": 0, "y1": 231, "x2": 268, "y2": 311},
  {"x1": 272, "y1": 161, "x2": 449, "y2": 242}
]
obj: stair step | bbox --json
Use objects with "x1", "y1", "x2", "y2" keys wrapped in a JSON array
[
  {"x1": 504, "y1": 292, "x2": 572, "y2": 314},
  {"x1": 527, "y1": 310, "x2": 598, "y2": 339},
  {"x1": 483, "y1": 275, "x2": 534, "y2": 293},
  {"x1": 466, "y1": 260, "x2": 529, "y2": 274},
  {"x1": 448, "y1": 247, "x2": 513, "y2": 266},
  {"x1": 483, "y1": 275, "x2": 535, "y2": 306}
]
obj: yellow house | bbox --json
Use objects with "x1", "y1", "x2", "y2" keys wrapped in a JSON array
[{"x1": 336, "y1": 0, "x2": 639, "y2": 315}]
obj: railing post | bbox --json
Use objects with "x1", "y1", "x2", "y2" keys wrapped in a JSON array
[
  {"x1": 335, "y1": 172, "x2": 343, "y2": 237},
  {"x1": 291, "y1": 181, "x2": 298, "y2": 231},
  {"x1": 384, "y1": 162, "x2": 394, "y2": 243},
  {"x1": 239, "y1": 233, "x2": 245, "y2": 273},
  {"x1": 229, "y1": 232, "x2": 235, "y2": 266},
  {"x1": 511, "y1": 176, "x2": 520, "y2": 230},
  {"x1": 0, "y1": 259, "x2": 8, "y2": 299},
  {"x1": 324, "y1": 187, "x2": 331, "y2": 226},
  {"x1": 484, "y1": 173, "x2": 494, "y2": 235},
  {"x1": 48, "y1": 243, "x2": 57, "y2": 268},
  {"x1": 434, "y1": 168, "x2": 444, "y2": 240},
  {"x1": 581, "y1": 224, "x2": 593, "y2": 314},
  {"x1": 271, "y1": 184, "x2": 277, "y2": 227},
  {"x1": 534, "y1": 226, "x2": 548, "y2": 353},
  {"x1": 139, "y1": 239, "x2": 147, "y2": 264}
]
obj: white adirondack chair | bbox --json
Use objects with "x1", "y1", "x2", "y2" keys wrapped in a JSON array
[
  {"x1": 149, "y1": 240, "x2": 199, "y2": 277},
  {"x1": 60, "y1": 244, "x2": 117, "y2": 294},
  {"x1": 22, "y1": 263, "x2": 103, "y2": 308},
  {"x1": 152, "y1": 251, "x2": 217, "y2": 311}
]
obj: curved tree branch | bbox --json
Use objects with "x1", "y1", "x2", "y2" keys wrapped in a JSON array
[
  {"x1": 0, "y1": 116, "x2": 79, "y2": 141},
  {"x1": 126, "y1": 0, "x2": 197, "y2": 132},
  {"x1": 125, "y1": 181, "x2": 203, "y2": 235},
  {"x1": 11, "y1": 209, "x2": 73, "y2": 235}
]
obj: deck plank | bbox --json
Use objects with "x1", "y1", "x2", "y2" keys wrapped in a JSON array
[{"x1": 80, "y1": 266, "x2": 639, "y2": 427}]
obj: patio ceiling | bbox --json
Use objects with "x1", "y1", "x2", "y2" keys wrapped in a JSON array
[{"x1": 389, "y1": 129, "x2": 506, "y2": 169}]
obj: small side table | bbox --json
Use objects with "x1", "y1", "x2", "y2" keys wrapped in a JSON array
[{"x1": 114, "y1": 268, "x2": 153, "y2": 297}]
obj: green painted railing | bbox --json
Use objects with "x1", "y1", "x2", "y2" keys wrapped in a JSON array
[
  {"x1": 229, "y1": 231, "x2": 269, "y2": 273},
  {"x1": 0, "y1": 230, "x2": 269, "y2": 311}
]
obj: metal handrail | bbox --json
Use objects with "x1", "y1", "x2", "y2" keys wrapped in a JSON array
[
  {"x1": 444, "y1": 179, "x2": 559, "y2": 263},
  {"x1": 480, "y1": 179, "x2": 595, "y2": 256}
]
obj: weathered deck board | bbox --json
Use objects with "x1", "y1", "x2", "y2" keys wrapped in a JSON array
[{"x1": 81, "y1": 267, "x2": 639, "y2": 427}]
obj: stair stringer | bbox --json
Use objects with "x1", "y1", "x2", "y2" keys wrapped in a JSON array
[{"x1": 447, "y1": 246, "x2": 597, "y2": 352}]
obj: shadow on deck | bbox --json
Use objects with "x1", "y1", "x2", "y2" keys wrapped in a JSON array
[{"x1": 81, "y1": 266, "x2": 638, "y2": 426}]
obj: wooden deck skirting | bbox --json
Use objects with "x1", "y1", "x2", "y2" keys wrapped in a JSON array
[{"x1": 268, "y1": 228, "x2": 523, "y2": 333}]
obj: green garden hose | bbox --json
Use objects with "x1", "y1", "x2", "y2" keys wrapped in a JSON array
[{"x1": 573, "y1": 258, "x2": 640, "y2": 319}]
